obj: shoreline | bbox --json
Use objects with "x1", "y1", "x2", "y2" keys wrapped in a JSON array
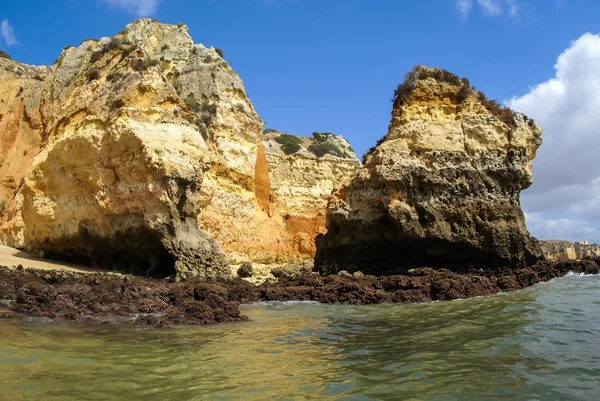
[
  {"x1": 1, "y1": 257, "x2": 599, "y2": 327},
  {"x1": 0, "y1": 245, "x2": 106, "y2": 274}
]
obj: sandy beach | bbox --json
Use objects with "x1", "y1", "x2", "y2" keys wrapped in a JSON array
[{"x1": 0, "y1": 245, "x2": 97, "y2": 273}]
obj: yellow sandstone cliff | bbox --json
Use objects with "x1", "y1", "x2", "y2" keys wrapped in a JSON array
[
  {"x1": 540, "y1": 240, "x2": 600, "y2": 261},
  {"x1": 263, "y1": 131, "x2": 360, "y2": 258},
  {"x1": 0, "y1": 20, "x2": 359, "y2": 278},
  {"x1": 316, "y1": 66, "x2": 544, "y2": 274}
]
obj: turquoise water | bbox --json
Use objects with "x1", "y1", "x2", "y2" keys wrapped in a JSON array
[{"x1": 1, "y1": 274, "x2": 599, "y2": 400}]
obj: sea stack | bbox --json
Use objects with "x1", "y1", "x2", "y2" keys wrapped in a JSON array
[{"x1": 315, "y1": 66, "x2": 544, "y2": 275}]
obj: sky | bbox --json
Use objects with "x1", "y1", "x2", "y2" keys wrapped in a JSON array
[{"x1": 1, "y1": 0, "x2": 600, "y2": 243}]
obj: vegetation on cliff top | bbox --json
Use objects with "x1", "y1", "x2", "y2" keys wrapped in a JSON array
[
  {"x1": 392, "y1": 65, "x2": 527, "y2": 128},
  {"x1": 275, "y1": 134, "x2": 303, "y2": 155},
  {"x1": 308, "y1": 132, "x2": 347, "y2": 158},
  {"x1": 0, "y1": 50, "x2": 10, "y2": 60},
  {"x1": 363, "y1": 65, "x2": 536, "y2": 164},
  {"x1": 272, "y1": 131, "x2": 355, "y2": 158}
]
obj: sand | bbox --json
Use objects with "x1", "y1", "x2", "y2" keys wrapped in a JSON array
[{"x1": 0, "y1": 245, "x2": 98, "y2": 273}]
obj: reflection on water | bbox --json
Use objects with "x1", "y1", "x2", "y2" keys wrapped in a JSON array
[{"x1": 1, "y1": 276, "x2": 600, "y2": 400}]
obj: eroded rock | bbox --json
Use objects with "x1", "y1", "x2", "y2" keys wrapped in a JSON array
[
  {"x1": 316, "y1": 66, "x2": 544, "y2": 275},
  {"x1": 540, "y1": 240, "x2": 600, "y2": 261}
]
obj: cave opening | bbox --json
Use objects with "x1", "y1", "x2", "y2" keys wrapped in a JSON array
[{"x1": 36, "y1": 225, "x2": 179, "y2": 279}]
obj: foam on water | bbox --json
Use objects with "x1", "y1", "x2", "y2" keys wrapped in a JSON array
[{"x1": 565, "y1": 270, "x2": 600, "y2": 277}]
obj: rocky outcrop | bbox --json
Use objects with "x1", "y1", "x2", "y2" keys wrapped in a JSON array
[
  {"x1": 263, "y1": 131, "x2": 360, "y2": 257},
  {"x1": 3, "y1": 258, "x2": 599, "y2": 324},
  {"x1": 0, "y1": 21, "x2": 234, "y2": 279},
  {"x1": 539, "y1": 240, "x2": 577, "y2": 261},
  {"x1": 540, "y1": 240, "x2": 600, "y2": 261},
  {"x1": 316, "y1": 66, "x2": 544, "y2": 275},
  {"x1": 0, "y1": 20, "x2": 360, "y2": 278},
  {"x1": 0, "y1": 20, "x2": 262, "y2": 278},
  {"x1": 575, "y1": 243, "x2": 600, "y2": 259}
]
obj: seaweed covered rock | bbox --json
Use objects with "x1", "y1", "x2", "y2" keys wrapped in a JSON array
[{"x1": 316, "y1": 66, "x2": 544, "y2": 275}]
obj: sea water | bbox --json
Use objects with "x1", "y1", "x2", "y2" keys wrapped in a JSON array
[{"x1": 1, "y1": 274, "x2": 599, "y2": 400}]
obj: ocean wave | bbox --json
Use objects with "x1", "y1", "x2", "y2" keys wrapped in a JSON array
[
  {"x1": 564, "y1": 271, "x2": 600, "y2": 277},
  {"x1": 246, "y1": 300, "x2": 322, "y2": 307}
]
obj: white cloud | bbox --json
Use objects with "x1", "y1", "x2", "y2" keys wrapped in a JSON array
[
  {"x1": 506, "y1": 0, "x2": 520, "y2": 17},
  {"x1": 525, "y1": 213, "x2": 596, "y2": 242},
  {"x1": 477, "y1": 0, "x2": 502, "y2": 16},
  {"x1": 0, "y1": 20, "x2": 17, "y2": 47},
  {"x1": 456, "y1": 0, "x2": 521, "y2": 20},
  {"x1": 509, "y1": 33, "x2": 600, "y2": 243},
  {"x1": 456, "y1": 0, "x2": 473, "y2": 19},
  {"x1": 101, "y1": 0, "x2": 161, "y2": 17}
]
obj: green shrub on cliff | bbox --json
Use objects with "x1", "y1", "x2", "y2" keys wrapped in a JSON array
[
  {"x1": 0, "y1": 50, "x2": 11, "y2": 60},
  {"x1": 185, "y1": 94, "x2": 201, "y2": 113},
  {"x1": 311, "y1": 132, "x2": 334, "y2": 142},
  {"x1": 393, "y1": 65, "x2": 463, "y2": 107},
  {"x1": 307, "y1": 141, "x2": 344, "y2": 158},
  {"x1": 456, "y1": 84, "x2": 471, "y2": 103},
  {"x1": 104, "y1": 38, "x2": 123, "y2": 52},
  {"x1": 275, "y1": 134, "x2": 303, "y2": 155},
  {"x1": 392, "y1": 65, "x2": 519, "y2": 128},
  {"x1": 0, "y1": 200, "x2": 6, "y2": 213},
  {"x1": 215, "y1": 48, "x2": 224, "y2": 58}
]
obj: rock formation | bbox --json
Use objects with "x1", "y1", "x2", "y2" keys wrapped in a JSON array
[
  {"x1": 539, "y1": 240, "x2": 577, "y2": 261},
  {"x1": 263, "y1": 131, "x2": 360, "y2": 257},
  {"x1": 0, "y1": 19, "x2": 359, "y2": 278},
  {"x1": 576, "y1": 243, "x2": 600, "y2": 259},
  {"x1": 0, "y1": 21, "x2": 234, "y2": 279},
  {"x1": 540, "y1": 240, "x2": 600, "y2": 261},
  {"x1": 316, "y1": 66, "x2": 544, "y2": 275},
  {"x1": 0, "y1": 59, "x2": 48, "y2": 207}
]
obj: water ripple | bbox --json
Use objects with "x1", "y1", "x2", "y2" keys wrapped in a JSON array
[{"x1": 0, "y1": 276, "x2": 599, "y2": 400}]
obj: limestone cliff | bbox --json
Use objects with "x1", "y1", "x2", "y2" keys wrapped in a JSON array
[
  {"x1": 0, "y1": 19, "x2": 359, "y2": 277},
  {"x1": 263, "y1": 131, "x2": 360, "y2": 256},
  {"x1": 316, "y1": 66, "x2": 544, "y2": 275},
  {"x1": 0, "y1": 21, "x2": 235, "y2": 279},
  {"x1": 576, "y1": 243, "x2": 600, "y2": 259},
  {"x1": 540, "y1": 240, "x2": 600, "y2": 261},
  {"x1": 0, "y1": 59, "x2": 49, "y2": 204},
  {"x1": 539, "y1": 240, "x2": 577, "y2": 261}
]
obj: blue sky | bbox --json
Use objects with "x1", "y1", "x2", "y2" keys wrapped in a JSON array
[{"x1": 2, "y1": 0, "x2": 600, "y2": 242}]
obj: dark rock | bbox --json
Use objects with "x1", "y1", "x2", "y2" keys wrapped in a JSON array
[
  {"x1": 237, "y1": 262, "x2": 253, "y2": 278},
  {"x1": 1, "y1": 258, "x2": 597, "y2": 326}
]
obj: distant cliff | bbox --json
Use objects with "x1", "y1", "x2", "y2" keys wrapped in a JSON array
[
  {"x1": 316, "y1": 66, "x2": 544, "y2": 275},
  {"x1": 540, "y1": 240, "x2": 600, "y2": 261}
]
